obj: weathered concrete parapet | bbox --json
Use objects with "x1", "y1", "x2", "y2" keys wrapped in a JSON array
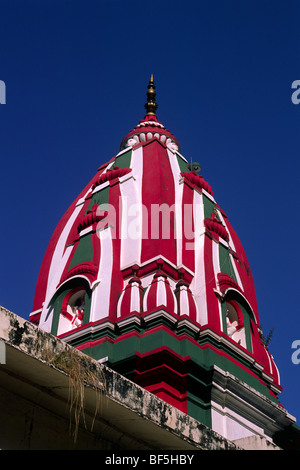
[
  {"x1": 0, "y1": 305, "x2": 69, "y2": 360},
  {"x1": 233, "y1": 435, "x2": 281, "y2": 450},
  {"x1": 0, "y1": 306, "x2": 241, "y2": 450}
]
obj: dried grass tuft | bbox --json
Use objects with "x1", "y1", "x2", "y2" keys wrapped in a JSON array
[{"x1": 37, "y1": 340, "x2": 106, "y2": 443}]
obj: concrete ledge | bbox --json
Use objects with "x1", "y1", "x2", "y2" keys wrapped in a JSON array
[
  {"x1": 0, "y1": 306, "x2": 240, "y2": 450},
  {"x1": 233, "y1": 435, "x2": 281, "y2": 450}
]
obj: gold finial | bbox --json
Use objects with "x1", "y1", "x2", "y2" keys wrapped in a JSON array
[{"x1": 144, "y1": 74, "x2": 158, "y2": 116}]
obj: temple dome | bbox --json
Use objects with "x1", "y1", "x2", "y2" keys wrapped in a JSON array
[{"x1": 30, "y1": 76, "x2": 289, "y2": 442}]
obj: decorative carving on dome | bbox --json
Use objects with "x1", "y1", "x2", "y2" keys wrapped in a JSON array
[
  {"x1": 175, "y1": 279, "x2": 198, "y2": 322},
  {"x1": 225, "y1": 301, "x2": 244, "y2": 339},
  {"x1": 153, "y1": 270, "x2": 167, "y2": 280},
  {"x1": 92, "y1": 166, "x2": 132, "y2": 189},
  {"x1": 127, "y1": 135, "x2": 140, "y2": 147},
  {"x1": 60, "y1": 262, "x2": 97, "y2": 284},
  {"x1": 168, "y1": 141, "x2": 179, "y2": 152},
  {"x1": 117, "y1": 275, "x2": 144, "y2": 318},
  {"x1": 59, "y1": 287, "x2": 86, "y2": 334},
  {"x1": 180, "y1": 171, "x2": 213, "y2": 195},
  {"x1": 143, "y1": 271, "x2": 178, "y2": 316},
  {"x1": 204, "y1": 213, "x2": 229, "y2": 241},
  {"x1": 120, "y1": 111, "x2": 180, "y2": 151},
  {"x1": 217, "y1": 272, "x2": 241, "y2": 293},
  {"x1": 122, "y1": 130, "x2": 179, "y2": 151},
  {"x1": 136, "y1": 120, "x2": 165, "y2": 129},
  {"x1": 77, "y1": 204, "x2": 108, "y2": 233}
]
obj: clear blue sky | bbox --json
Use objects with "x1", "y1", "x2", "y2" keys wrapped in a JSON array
[{"x1": 1, "y1": 0, "x2": 300, "y2": 423}]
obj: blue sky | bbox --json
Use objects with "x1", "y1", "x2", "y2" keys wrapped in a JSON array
[{"x1": 1, "y1": 0, "x2": 300, "y2": 423}]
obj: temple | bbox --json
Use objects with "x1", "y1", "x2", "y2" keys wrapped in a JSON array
[{"x1": 30, "y1": 76, "x2": 296, "y2": 446}]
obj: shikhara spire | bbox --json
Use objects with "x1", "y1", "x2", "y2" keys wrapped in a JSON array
[
  {"x1": 144, "y1": 74, "x2": 158, "y2": 116},
  {"x1": 30, "y1": 77, "x2": 295, "y2": 447}
]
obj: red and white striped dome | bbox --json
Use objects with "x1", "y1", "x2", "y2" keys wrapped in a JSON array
[{"x1": 30, "y1": 76, "x2": 282, "y2": 405}]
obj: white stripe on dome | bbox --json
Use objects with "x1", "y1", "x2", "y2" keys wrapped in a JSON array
[
  {"x1": 125, "y1": 145, "x2": 144, "y2": 267},
  {"x1": 171, "y1": 286, "x2": 178, "y2": 315},
  {"x1": 190, "y1": 191, "x2": 208, "y2": 325},
  {"x1": 167, "y1": 148, "x2": 183, "y2": 267},
  {"x1": 178, "y1": 285, "x2": 190, "y2": 316},
  {"x1": 119, "y1": 175, "x2": 141, "y2": 269},
  {"x1": 116, "y1": 289, "x2": 125, "y2": 318},
  {"x1": 89, "y1": 227, "x2": 113, "y2": 322},
  {"x1": 39, "y1": 201, "x2": 86, "y2": 332},
  {"x1": 212, "y1": 239, "x2": 223, "y2": 331},
  {"x1": 130, "y1": 282, "x2": 142, "y2": 313},
  {"x1": 142, "y1": 285, "x2": 151, "y2": 312},
  {"x1": 156, "y1": 277, "x2": 167, "y2": 307}
]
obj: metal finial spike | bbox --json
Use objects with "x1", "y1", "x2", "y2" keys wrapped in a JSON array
[{"x1": 144, "y1": 74, "x2": 158, "y2": 116}]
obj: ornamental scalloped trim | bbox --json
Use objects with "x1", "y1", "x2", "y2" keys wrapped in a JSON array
[
  {"x1": 77, "y1": 204, "x2": 108, "y2": 233},
  {"x1": 204, "y1": 213, "x2": 229, "y2": 241},
  {"x1": 60, "y1": 262, "x2": 98, "y2": 284},
  {"x1": 120, "y1": 116, "x2": 180, "y2": 151},
  {"x1": 180, "y1": 171, "x2": 213, "y2": 195},
  {"x1": 123, "y1": 130, "x2": 179, "y2": 151},
  {"x1": 92, "y1": 166, "x2": 132, "y2": 189},
  {"x1": 217, "y1": 272, "x2": 242, "y2": 294}
]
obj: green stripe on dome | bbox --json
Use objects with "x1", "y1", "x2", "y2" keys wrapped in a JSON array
[
  {"x1": 203, "y1": 193, "x2": 215, "y2": 219},
  {"x1": 115, "y1": 149, "x2": 132, "y2": 169},
  {"x1": 86, "y1": 184, "x2": 109, "y2": 212},
  {"x1": 176, "y1": 153, "x2": 190, "y2": 173},
  {"x1": 219, "y1": 243, "x2": 237, "y2": 282},
  {"x1": 68, "y1": 233, "x2": 94, "y2": 269}
]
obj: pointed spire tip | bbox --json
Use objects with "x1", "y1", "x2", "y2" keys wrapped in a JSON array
[{"x1": 144, "y1": 74, "x2": 158, "y2": 117}]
